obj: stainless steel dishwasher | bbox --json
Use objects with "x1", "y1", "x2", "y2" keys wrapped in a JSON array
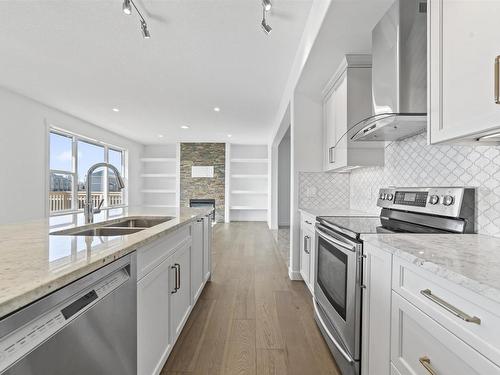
[{"x1": 0, "y1": 252, "x2": 137, "y2": 375}]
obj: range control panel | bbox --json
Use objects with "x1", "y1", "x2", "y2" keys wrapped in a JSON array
[{"x1": 377, "y1": 187, "x2": 472, "y2": 218}]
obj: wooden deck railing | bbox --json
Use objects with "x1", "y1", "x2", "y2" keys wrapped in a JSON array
[{"x1": 49, "y1": 192, "x2": 123, "y2": 212}]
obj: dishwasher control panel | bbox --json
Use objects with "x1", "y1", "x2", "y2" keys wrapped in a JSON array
[{"x1": 0, "y1": 268, "x2": 129, "y2": 373}]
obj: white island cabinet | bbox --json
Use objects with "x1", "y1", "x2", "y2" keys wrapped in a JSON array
[
  {"x1": 428, "y1": 1, "x2": 500, "y2": 143},
  {"x1": 137, "y1": 213, "x2": 212, "y2": 375}
]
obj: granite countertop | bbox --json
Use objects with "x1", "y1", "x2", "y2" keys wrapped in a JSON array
[
  {"x1": 362, "y1": 234, "x2": 500, "y2": 304},
  {"x1": 0, "y1": 206, "x2": 212, "y2": 319},
  {"x1": 299, "y1": 207, "x2": 379, "y2": 217}
]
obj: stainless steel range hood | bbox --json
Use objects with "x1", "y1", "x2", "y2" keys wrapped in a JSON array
[{"x1": 352, "y1": 0, "x2": 427, "y2": 142}]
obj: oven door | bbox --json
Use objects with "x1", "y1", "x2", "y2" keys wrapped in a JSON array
[{"x1": 314, "y1": 223, "x2": 362, "y2": 362}]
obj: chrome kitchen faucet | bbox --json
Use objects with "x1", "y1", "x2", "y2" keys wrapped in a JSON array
[{"x1": 84, "y1": 163, "x2": 125, "y2": 224}]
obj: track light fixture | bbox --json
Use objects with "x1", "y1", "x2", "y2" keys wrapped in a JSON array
[
  {"x1": 122, "y1": 0, "x2": 132, "y2": 15},
  {"x1": 141, "y1": 20, "x2": 151, "y2": 39},
  {"x1": 262, "y1": 0, "x2": 272, "y2": 11},
  {"x1": 122, "y1": 0, "x2": 151, "y2": 39},
  {"x1": 261, "y1": 8, "x2": 272, "y2": 35}
]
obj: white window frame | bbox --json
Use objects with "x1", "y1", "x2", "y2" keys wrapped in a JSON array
[{"x1": 48, "y1": 126, "x2": 128, "y2": 216}]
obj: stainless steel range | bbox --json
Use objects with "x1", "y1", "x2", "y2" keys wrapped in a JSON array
[{"x1": 313, "y1": 187, "x2": 475, "y2": 375}]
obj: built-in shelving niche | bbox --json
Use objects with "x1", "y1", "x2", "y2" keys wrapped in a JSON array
[
  {"x1": 140, "y1": 144, "x2": 179, "y2": 214},
  {"x1": 226, "y1": 144, "x2": 269, "y2": 222}
]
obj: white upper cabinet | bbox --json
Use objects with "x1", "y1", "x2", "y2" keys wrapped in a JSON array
[
  {"x1": 428, "y1": 1, "x2": 500, "y2": 143},
  {"x1": 322, "y1": 55, "x2": 385, "y2": 172}
]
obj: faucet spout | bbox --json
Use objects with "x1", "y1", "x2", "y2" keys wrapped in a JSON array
[{"x1": 84, "y1": 162, "x2": 125, "y2": 224}]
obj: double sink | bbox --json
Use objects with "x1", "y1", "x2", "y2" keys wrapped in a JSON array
[{"x1": 51, "y1": 217, "x2": 173, "y2": 237}]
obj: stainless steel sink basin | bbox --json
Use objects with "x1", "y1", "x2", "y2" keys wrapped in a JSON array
[
  {"x1": 53, "y1": 227, "x2": 144, "y2": 237},
  {"x1": 50, "y1": 216, "x2": 174, "y2": 237},
  {"x1": 104, "y1": 217, "x2": 173, "y2": 228}
]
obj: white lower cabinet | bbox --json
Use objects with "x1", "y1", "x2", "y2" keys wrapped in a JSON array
[
  {"x1": 361, "y1": 244, "x2": 392, "y2": 375},
  {"x1": 299, "y1": 226, "x2": 311, "y2": 287},
  {"x1": 299, "y1": 212, "x2": 315, "y2": 294},
  {"x1": 137, "y1": 257, "x2": 172, "y2": 375},
  {"x1": 391, "y1": 292, "x2": 500, "y2": 375},
  {"x1": 137, "y1": 219, "x2": 210, "y2": 375},
  {"x1": 191, "y1": 218, "x2": 204, "y2": 303},
  {"x1": 362, "y1": 244, "x2": 500, "y2": 375},
  {"x1": 202, "y1": 214, "x2": 212, "y2": 281}
]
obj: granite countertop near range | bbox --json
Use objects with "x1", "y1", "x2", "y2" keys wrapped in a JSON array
[
  {"x1": 0, "y1": 206, "x2": 212, "y2": 319},
  {"x1": 362, "y1": 233, "x2": 500, "y2": 304},
  {"x1": 299, "y1": 207, "x2": 379, "y2": 217}
]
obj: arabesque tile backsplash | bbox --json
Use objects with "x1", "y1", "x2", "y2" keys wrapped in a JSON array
[{"x1": 299, "y1": 132, "x2": 500, "y2": 237}]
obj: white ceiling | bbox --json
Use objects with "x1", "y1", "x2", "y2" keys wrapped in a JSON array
[
  {"x1": 297, "y1": 0, "x2": 393, "y2": 100},
  {"x1": 0, "y1": 0, "x2": 313, "y2": 145}
]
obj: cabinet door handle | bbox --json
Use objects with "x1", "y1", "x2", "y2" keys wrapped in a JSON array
[
  {"x1": 420, "y1": 289, "x2": 481, "y2": 324},
  {"x1": 419, "y1": 356, "x2": 438, "y2": 375},
  {"x1": 304, "y1": 235, "x2": 311, "y2": 254},
  {"x1": 495, "y1": 56, "x2": 500, "y2": 104},
  {"x1": 175, "y1": 263, "x2": 181, "y2": 291},
  {"x1": 170, "y1": 265, "x2": 178, "y2": 294},
  {"x1": 305, "y1": 220, "x2": 312, "y2": 225}
]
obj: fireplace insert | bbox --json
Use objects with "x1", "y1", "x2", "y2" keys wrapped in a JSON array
[{"x1": 189, "y1": 199, "x2": 215, "y2": 222}]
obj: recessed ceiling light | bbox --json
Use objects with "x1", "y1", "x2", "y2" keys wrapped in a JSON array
[
  {"x1": 181, "y1": 125, "x2": 190, "y2": 129},
  {"x1": 213, "y1": 107, "x2": 221, "y2": 112},
  {"x1": 112, "y1": 108, "x2": 120, "y2": 112},
  {"x1": 158, "y1": 134, "x2": 164, "y2": 138},
  {"x1": 227, "y1": 134, "x2": 232, "y2": 138}
]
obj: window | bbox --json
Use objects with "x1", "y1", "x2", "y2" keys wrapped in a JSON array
[{"x1": 49, "y1": 128, "x2": 126, "y2": 214}]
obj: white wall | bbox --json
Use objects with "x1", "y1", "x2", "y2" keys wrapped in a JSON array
[
  {"x1": 0, "y1": 87, "x2": 144, "y2": 224},
  {"x1": 278, "y1": 128, "x2": 291, "y2": 227},
  {"x1": 289, "y1": 91, "x2": 325, "y2": 278}
]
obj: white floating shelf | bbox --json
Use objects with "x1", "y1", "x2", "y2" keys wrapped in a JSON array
[
  {"x1": 141, "y1": 189, "x2": 176, "y2": 194},
  {"x1": 231, "y1": 158, "x2": 268, "y2": 163},
  {"x1": 231, "y1": 190, "x2": 268, "y2": 195},
  {"x1": 230, "y1": 206, "x2": 268, "y2": 210},
  {"x1": 231, "y1": 174, "x2": 268, "y2": 179},
  {"x1": 141, "y1": 174, "x2": 177, "y2": 178},
  {"x1": 141, "y1": 157, "x2": 177, "y2": 162}
]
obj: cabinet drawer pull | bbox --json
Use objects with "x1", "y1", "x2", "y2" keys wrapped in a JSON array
[
  {"x1": 420, "y1": 289, "x2": 481, "y2": 324},
  {"x1": 303, "y1": 235, "x2": 311, "y2": 254},
  {"x1": 419, "y1": 356, "x2": 438, "y2": 375},
  {"x1": 175, "y1": 263, "x2": 181, "y2": 290},
  {"x1": 170, "y1": 265, "x2": 178, "y2": 294},
  {"x1": 495, "y1": 56, "x2": 500, "y2": 104},
  {"x1": 305, "y1": 220, "x2": 313, "y2": 225}
]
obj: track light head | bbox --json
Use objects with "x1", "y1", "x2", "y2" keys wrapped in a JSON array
[
  {"x1": 141, "y1": 20, "x2": 151, "y2": 39},
  {"x1": 122, "y1": 0, "x2": 132, "y2": 15},
  {"x1": 262, "y1": 0, "x2": 272, "y2": 11},
  {"x1": 261, "y1": 19, "x2": 272, "y2": 34},
  {"x1": 261, "y1": 10, "x2": 272, "y2": 35}
]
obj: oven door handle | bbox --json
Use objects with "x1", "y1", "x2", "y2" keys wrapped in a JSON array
[
  {"x1": 313, "y1": 302, "x2": 355, "y2": 364},
  {"x1": 315, "y1": 225, "x2": 356, "y2": 252}
]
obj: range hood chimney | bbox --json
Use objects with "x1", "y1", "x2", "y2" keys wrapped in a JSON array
[{"x1": 352, "y1": 0, "x2": 427, "y2": 142}]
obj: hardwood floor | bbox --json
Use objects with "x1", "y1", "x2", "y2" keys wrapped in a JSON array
[{"x1": 162, "y1": 222, "x2": 340, "y2": 375}]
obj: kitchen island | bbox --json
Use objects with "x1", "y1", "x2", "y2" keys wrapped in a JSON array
[{"x1": 0, "y1": 206, "x2": 211, "y2": 318}]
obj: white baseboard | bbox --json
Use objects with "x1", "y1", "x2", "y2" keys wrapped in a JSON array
[{"x1": 288, "y1": 267, "x2": 303, "y2": 281}]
